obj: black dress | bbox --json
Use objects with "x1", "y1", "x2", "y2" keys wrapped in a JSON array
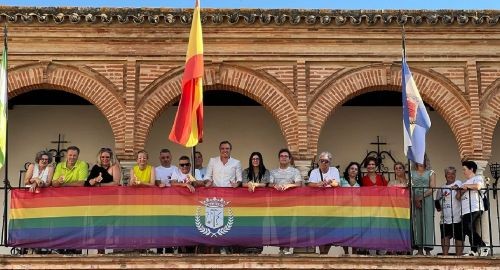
[{"x1": 84, "y1": 165, "x2": 114, "y2": 186}]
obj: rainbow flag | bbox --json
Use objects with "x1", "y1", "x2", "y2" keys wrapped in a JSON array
[
  {"x1": 168, "y1": 0, "x2": 204, "y2": 147},
  {"x1": 8, "y1": 187, "x2": 410, "y2": 250}
]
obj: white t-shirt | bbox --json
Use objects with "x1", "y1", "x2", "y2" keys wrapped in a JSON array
[
  {"x1": 308, "y1": 167, "x2": 340, "y2": 184},
  {"x1": 155, "y1": 165, "x2": 178, "y2": 185},
  {"x1": 436, "y1": 180, "x2": 462, "y2": 224},
  {"x1": 205, "y1": 157, "x2": 242, "y2": 187},
  {"x1": 199, "y1": 167, "x2": 207, "y2": 179},
  {"x1": 171, "y1": 169, "x2": 202, "y2": 183},
  {"x1": 270, "y1": 166, "x2": 302, "y2": 185},
  {"x1": 460, "y1": 175, "x2": 484, "y2": 215}
]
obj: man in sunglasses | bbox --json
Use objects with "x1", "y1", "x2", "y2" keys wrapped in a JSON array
[{"x1": 171, "y1": 155, "x2": 203, "y2": 192}]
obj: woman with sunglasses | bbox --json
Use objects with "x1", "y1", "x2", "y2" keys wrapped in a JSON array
[
  {"x1": 307, "y1": 152, "x2": 340, "y2": 188},
  {"x1": 24, "y1": 151, "x2": 54, "y2": 193},
  {"x1": 242, "y1": 152, "x2": 270, "y2": 192},
  {"x1": 306, "y1": 151, "x2": 340, "y2": 255},
  {"x1": 85, "y1": 148, "x2": 121, "y2": 187}
]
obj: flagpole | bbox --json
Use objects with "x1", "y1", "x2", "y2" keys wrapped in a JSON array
[
  {"x1": 191, "y1": 146, "x2": 196, "y2": 176},
  {"x1": 1, "y1": 24, "x2": 9, "y2": 246},
  {"x1": 402, "y1": 23, "x2": 414, "y2": 253}
]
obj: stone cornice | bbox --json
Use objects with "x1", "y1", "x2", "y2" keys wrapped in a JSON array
[{"x1": 0, "y1": 7, "x2": 499, "y2": 26}]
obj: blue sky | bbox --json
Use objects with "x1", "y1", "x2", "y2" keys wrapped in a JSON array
[{"x1": 2, "y1": 0, "x2": 500, "y2": 9}]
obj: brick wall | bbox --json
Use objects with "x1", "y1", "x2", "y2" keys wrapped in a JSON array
[{"x1": 2, "y1": 10, "x2": 499, "y2": 163}]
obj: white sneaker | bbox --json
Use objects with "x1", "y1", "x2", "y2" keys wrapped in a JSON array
[
  {"x1": 220, "y1": 248, "x2": 227, "y2": 255},
  {"x1": 281, "y1": 247, "x2": 293, "y2": 255},
  {"x1": 480, "y1": 247, "x2": 490, "y2": 257},
  {"x1": 464, "y1": 251, "x2": 479, "y2": 256}
]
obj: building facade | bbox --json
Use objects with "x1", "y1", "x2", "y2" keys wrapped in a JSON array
[{"x1": 0, "y1": 7, "x2": 499, "y2": 177}]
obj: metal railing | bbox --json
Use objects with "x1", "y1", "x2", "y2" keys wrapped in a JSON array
[{"x1": 411, "y1": 186, "x2": 497, "y2": 256}]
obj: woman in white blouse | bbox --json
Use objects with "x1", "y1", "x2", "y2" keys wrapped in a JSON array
[{"x1": 24, "y1": 151, "x2": 54, "y2": 193}]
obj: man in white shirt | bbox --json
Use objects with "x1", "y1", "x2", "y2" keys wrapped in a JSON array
[
  {"x1": 154, "y1": 149, "x2": 178, "y2": 254},
  {"x1": 204, "y1": 141, "x2": 242, "y2": 188},
  {"x1": 435, "y1": 166, "x2": 463, "y2": 256},
  {"x1": 155, "y1": 149, "x2": 178, "y2": 188},
  {"x1": 195, "y1": 151, "x2": 207, "y2": 179},
  {"x1": 204, "y1": 141, "x2": 242, "y2": 255}
]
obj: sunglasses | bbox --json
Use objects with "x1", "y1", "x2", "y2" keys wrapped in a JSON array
[
  {"x1": 179, "y1": 163, "x2": 191, "y2": 167},
  {"x1": 319, "y1": 159, "x2": 330, "y2": 164}
]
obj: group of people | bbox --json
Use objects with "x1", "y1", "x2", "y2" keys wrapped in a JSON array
[{"x1": 23, "y1": 141, "x2": 490, "y2": 256}]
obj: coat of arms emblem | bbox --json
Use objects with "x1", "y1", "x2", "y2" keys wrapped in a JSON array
[{"x1": 195, "y1": 197, "x2": 234, "y2": 237}]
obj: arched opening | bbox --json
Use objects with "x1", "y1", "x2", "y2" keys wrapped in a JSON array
[
  {"x1": 318, "y1": 90, "x2": 462, "y2": 184},
  {"x1": 135, "y1": 63, "x2": 298, "y2": 155},
  {"x1": 2, "y1": 89, "x2": 115, "y2": 184},
  {"x1": 145, "y1": 90, "x2": 286, "y2": 169},
  {"x1": 489, "y1": 123, "x2": 500, "y2": 175}
]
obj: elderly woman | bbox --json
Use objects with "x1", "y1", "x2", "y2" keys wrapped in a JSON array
[
  {"x1": 85, "y1": 148, "x2": 121, "y2": 187},
  {"x1": 389, "y1": 162, "x2": 409, "y2": 187},
  {"x1": 307, "y1": 151, "x2": 340, "y2": 188},
  {"x1": 307, "y1": 151, "x2": 340, "y2": 255},
  {"x1": 24, "y1": 151, "x2": 54, "y2": 193},
  {"x1": 129, "y1": 150, "x2": 155, "y2": 186},
  {"x1": 242, "y1": 152, "x2": 270, "y2": 192},
  {"x1": 411, "y1": 158, "x2": 436, "y2": 255}
]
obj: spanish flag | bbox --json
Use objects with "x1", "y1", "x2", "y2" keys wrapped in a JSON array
[{"x1": 169, "y1": 0, "x2": 204, "y2": 147}]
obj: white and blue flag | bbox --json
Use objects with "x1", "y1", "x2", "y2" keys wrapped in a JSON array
[{"x1": 402, "y1": 57, "x2": 431, "y2": 164}]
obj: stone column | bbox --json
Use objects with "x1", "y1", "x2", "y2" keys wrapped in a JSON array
[
  {"x1": 294, "y1": 159, "x2": 312, "y2": 181},
  {"x1": 119, "y1": 160, "x2": 136, "y2": 186}
]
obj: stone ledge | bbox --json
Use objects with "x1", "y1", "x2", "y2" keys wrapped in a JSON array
[{"x1": 0, "y1": 255, "x2": 499, "y2": 269}]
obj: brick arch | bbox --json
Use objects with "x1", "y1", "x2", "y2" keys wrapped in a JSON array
[
  {"x1": 135, "y1": 63, "x2": 298, "y2": 151},
  {"x1": 7, "y1": 62, "x2": 127, "y2": 153},
  {"x1": 308, "y1": 63, "x2": 471, "y2": 158},
  {"x1": 480, "y1": 78, "x2": 500, "y2": 160}
]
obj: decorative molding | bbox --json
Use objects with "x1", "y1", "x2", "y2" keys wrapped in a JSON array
[{"x1": 0, "y1": 7, "x2": 499, "y2": 26}]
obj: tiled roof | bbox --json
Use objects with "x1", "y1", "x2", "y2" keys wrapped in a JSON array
[{"x1": 0, "y1": 7, "x2": 499, "y2": 26}]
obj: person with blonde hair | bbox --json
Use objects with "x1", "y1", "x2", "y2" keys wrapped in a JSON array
[
  {"x1": 130, "y1": 150, "x2": 155, "y2": 186},
  {"x1": 85, "y1": 147, "x2": 121, "y2": 187}
]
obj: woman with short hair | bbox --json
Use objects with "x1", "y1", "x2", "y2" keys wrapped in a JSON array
[
  {"x1": 24, "y1": 151, "x2": 54, "y2": 193},
  {"x1": 129, "y1": 150, "x2": 155, "y2": 186},
  {"x1": 389, "y1": 162, "x2": 409, "y2": 187},
  {"x1": 361, "y1": 157, "x2": 388, "y2": 187}
]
